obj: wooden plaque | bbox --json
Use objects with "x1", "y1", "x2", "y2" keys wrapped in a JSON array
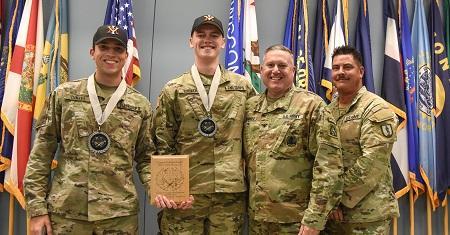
[{"x1": 150, "y1": 155, "x2": 189, "y2": 204}]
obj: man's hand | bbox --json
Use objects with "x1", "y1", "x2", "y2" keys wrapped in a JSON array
[
  {"x1": 177, "y1": 195, "x2": 194, "y2": 210},
  {"x1": 154, "y1": 195, "x2": 178, "y2": 209},
  {"x1": 298, "y1": 225, "x2": 319, "y2": 235},
  {"x1": 30, "y1": 214, "x2": 53, "y2": 235},
  {"x1": 154, "y1": 195, "x2": 194, "y2": 210},
  {"x1": 328, "y1": 208, "x2": 344, "y2": 221}
]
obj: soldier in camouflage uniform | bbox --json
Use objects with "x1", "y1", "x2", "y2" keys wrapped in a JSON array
[
  {"x1": 152, "y1": 15, "x2": 255, "y2": 234},
  {"x1": 324, "y1": 46, "x2": 399, "y2": 235},
  {"x1": 24, "y1": 25, "x2": 154, "y2": 235},
  {"x1": 244, "y1": 44, "x2": 343, "y2": 235}
]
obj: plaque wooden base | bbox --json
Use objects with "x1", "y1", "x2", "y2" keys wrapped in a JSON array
[{"x1": 150, "y1": 155, "x2": 189, "y2": 204}]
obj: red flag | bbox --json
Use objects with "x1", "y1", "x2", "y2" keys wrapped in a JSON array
[{"x1": 1, "y1": 0, "x2": 43, "y2": 207}]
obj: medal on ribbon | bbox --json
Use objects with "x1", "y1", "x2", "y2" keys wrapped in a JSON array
[
  {"x1": 198, "y1": 116, "x2": 217, "y2": 137},
  {"x1": 88, "y1": 130, "x2": 111, "y2": 154},
  {"x1": 87, "y1": 74, "x2": 127, "y2": 154},
  {"x1": 190, "y1": 65, "x2": 221, "y2": 137}
]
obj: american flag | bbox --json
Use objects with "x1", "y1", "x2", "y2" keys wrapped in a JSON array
[{"x1": 104, "y1": 0, "x2": 141, "y2": 86}]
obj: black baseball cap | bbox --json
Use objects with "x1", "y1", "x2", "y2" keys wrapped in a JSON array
[
  {"x1": 191, "y1": 15, "x2": 224, "y2": 36},
  {"x1": 93, "y1": 25, "x2": 127, "y2": 48}
]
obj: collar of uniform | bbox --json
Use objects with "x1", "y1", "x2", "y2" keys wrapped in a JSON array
[
  {"x1": 89, "y1": 73, "x2": 127, "y2": 101},
  {"x1": 193, "y1": 65, "x2": 231, "y2": 86},
  {"x1": 255, "y1": 86, "x2": 295, "y2": 113},
  {"x1": 348, "y1": 86, "x2": 367, "y2": 108},
  {"x1": 331, "y1": 86, "x2": 367, "y2": 117}
]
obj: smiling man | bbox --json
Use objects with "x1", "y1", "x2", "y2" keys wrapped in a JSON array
[
  {"x1": 153, "y1": 15, "x2": 255, "y2": 234},
  {"x1": 325, "y1": 46, "x2": 399, "y2": 234},
  {"x1": 24, "y1": 25, "x2": 155, "y2": 235},
  {"x1": 243, "y1": 44, "x2": 343, "y2": 235}
]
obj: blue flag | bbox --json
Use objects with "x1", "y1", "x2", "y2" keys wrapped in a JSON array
[
  {"x1": 283, "y1": 0, "x2": 295, "y2": 50},
  {"x1": 445, "y1": 0, "x2": 450, "y2": 62},
  {"x1": 355, "y1": 0, "x2": 374, "y2": 92},
  {"x1": 412, "y1": 0, "x2": 438, "y2": 209},
  {"x1": 381, "y1": 0, "x2": 409, "y2": 198},
  {"x1": 312, "y1": 0, "x2": 329, "y2": 100},
  {"x1": 225, "y1": 0, "x2": 244, "y2": 74},
  {"x1": 0, "y1": 0, "x2": 26, "y2": 191},
  {"x1": 283, "y1": 0, "x2": 315, "y2": 92},
  {"x1": 399, "y1": 0, "x2": 421, "y2": 200},
  {"x1": 429, "y1": 0, "x2": 450, "y2": 204}
]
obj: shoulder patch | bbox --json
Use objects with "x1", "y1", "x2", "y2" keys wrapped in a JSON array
[{"x1": 381, "y1": 123, "x2": 394, "y2": 137}]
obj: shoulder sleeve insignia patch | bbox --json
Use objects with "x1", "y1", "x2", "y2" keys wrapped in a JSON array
[{"x1": 381, "y1": 124, "x2": 394, "y2": 137}]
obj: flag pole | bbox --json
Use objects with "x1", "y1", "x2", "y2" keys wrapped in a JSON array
[
  {"x1": 9, "y1": 194, "x2": 14, "y2": 235},
  {"x1": 444, "y1": 201, "x2": 448, "y2": 235},
  {"x1": 392, "y1": 217, "x2": 398, "y2": 235},
  {"x1": 27, "y1": 216, "x2": 30, "y2": 235},
  {"x1": 426, "y1": 194, "x2": 432, "y2": 235},
  {"x1": 409, "y1": 190, "x2": 414, "y2": 235}
]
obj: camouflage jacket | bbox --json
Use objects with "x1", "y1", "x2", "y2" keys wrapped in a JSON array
[
  {"x1": 328, "y1": 87, "x2": 400, "y2": 223},
  {"x1": 243, "y1": 87, "x2": 343, "y2": 230},
  {"x1": 153, "y1": 67, "x2": 255, "y2": 194},
  {"x1": 24, "y1": 77, "x2": 154, "y2": 221}
]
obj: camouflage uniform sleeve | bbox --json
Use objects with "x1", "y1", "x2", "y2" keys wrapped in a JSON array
[
  {"x1": 134, "y1": 101, "x2": 155, "y2": 191},
  {"x1": 153, "y1": 86, "x2": 178, "y2": 155},
  {"x1": 340, "y1": 105, "x2": 398, "y2": 208},
  {"x1": 24, "y1": 90, "x2": 61, "y2": 218},
  {"x1": 245, "y1": 79, "x2": 257, "y2": 98},
  {"x1": 302, "y1": 103, "x2": 343, "y2": 230}
]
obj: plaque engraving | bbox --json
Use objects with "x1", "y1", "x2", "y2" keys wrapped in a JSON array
[{"x1": 151, "y1": 155, "x2": 189, "y2": 204}]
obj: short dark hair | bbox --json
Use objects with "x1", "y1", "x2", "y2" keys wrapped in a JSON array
[
  {"x1": 264, "y1": 44, "x2": 293, "y2": 56},
  {"x1": 332, "y1": 45, "x2": 363, "y2": 66}
]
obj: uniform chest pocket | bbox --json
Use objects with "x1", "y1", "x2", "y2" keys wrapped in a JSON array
[
  {"x1": 225, "y1": 91, "x2": 246, "y2": 120},
  {"x1": 63, "y1": 98, "x2": 91, "y2": 138},
  {"x1": 339, "y1": 119, "x2": 361, "y2": 144},
  {"x1": 108, "y1": 107, "x2": 143, "y2": 151},
  {"x1": 272, "y1": 120, "x2": 304, "y2": 158}
]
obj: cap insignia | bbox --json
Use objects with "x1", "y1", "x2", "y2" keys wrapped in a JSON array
[{"x1": 107, "y1": 25, "x2": 120, "y2": 35}]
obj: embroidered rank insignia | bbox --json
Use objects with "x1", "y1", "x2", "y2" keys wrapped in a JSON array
[
  {"x1": 329, "y1": 126, "x2": 337, "y2": 137},
  {"x1": 381, "y1": 124, "x2": 394, "y2": 137},
  {"x1": 286, "y1": 135, "x2": 297, "y2": 146}
]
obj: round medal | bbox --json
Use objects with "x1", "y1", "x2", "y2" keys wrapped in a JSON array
[
  {"x1": 88, "y1": 131, "x2": 111, "y2": 154},
  {"x1": 198, "y1": 117, "x2": 217, "y2": 137}
]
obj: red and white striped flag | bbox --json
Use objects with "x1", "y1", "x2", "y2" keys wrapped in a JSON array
[
  {"x1": 1, "y1": 0, "x2": 43, "y2": 207},
  {"x1": 104, "y1": 0, "x2": 141, "y2": 86}
]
